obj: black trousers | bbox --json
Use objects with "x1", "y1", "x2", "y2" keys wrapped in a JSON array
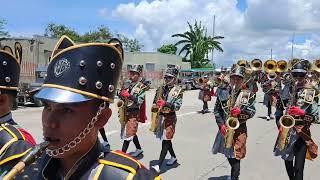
[
  {"x1": 99, "y1": 128, "x2": 108, "y2": 142},
  {"x1": 267, "y1": 100, "x2": 272, "y2": 116},
  {"x1": 227, "y1": 158, "x2": 240, "y2": 180},
  {"x1": 203, "y1": 101, "x2": 208, "y2": 111},
  {"x1": 158, "y1": 140, "x2": 176, "y2": 166},
  {"x1": 121, "y1": 135, "x2": 142, "y2": 153},
  {"x1": 284, "y1": 137, "x2": 307, "y2": 180}
]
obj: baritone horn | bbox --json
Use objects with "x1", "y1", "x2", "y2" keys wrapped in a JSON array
[{"x1": 264, "y1": 59, "x2": 277, "y2": 73}]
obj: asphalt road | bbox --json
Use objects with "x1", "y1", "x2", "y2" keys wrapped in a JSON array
[{"x1": 13, "y1": 89, "x2": 320, "y2": 180}]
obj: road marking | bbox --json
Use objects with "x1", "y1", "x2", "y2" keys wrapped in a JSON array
[
  {"x1": 105, "y1": 111, "x2": 199, "y2": 136},
  {"x1": 177, "y1": 111, "x2": 197, "y2": 117}
]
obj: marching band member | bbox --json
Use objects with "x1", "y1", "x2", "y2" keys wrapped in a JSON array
[
  {"x1": 118, "y1": 64, "x2": 147, "y2": 157},
  {"x1": 151, "y1": 67, "x2": 183, "y2": 173},
  {"x1": 261, "y1": 60, "x2": 280, "y2": 121},
  {"x1": 0, "y1": 43, "x2": 36, "y2": 176},
  {"x1": 11, "y1": 36, "x2": 160, "y2": 179},
  {"x1": 274, "y1": 59, "x2": 318, "y2": 180},
  {"x1": 212, "y1": 65, "x2": 256, "y2": 180},
  {"x1": 198, "y1": 74, "x2": 213, "y2": 114}
]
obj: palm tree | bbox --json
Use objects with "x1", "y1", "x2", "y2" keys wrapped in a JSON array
[{"x1": 172, "y1": 21, "x2": 224, "y2": 68}]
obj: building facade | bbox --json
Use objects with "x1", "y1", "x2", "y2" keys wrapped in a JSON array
[{"x1": 1, "y1": 36, "x2": 190, "y2": 88}]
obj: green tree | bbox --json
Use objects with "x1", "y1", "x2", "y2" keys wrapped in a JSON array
[
  {"x1": 157, "y1": 44, "x2": 177, "y2": 54},
  {"x1": 116, "y1": 34, "x2": 143, "y2": 52},
  {"x1": 45, "y1": 23, "x2": 80, "y2": 41},
  {"x1": 0, "y1": 18, "x2": 9, "y2": 37},
  {"x1": 45, "y1": 23, "x2": 144, "y2": 52},
  {"x1": 80, "y1": 25, "x2": 112, "y2": 42},
  {"x1": 172, "y1": 21, "x2": 224, "y2": 68}
]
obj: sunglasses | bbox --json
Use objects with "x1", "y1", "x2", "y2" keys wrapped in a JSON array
[
  {"x1": 164, "y1": 76, "x2": 174, "y2": 80},
  {"x1": 292, "y1": 72, "x2": 306, "y2": 78}
]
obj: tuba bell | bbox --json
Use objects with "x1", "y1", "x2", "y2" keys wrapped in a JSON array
[
  {"x1": 312, "y1": 59, "x2": 320, "y2": 73},
  {"x1": 237, "y1": 60, "x2": 248, "y2": 67},
  {"x1": 267, "y1": 72, "x2": 277, "y2": 81},
  {"x1": 198, "y1": 78, "x2": 204, "y2": 84},
  {"x1": 264, "y1": 59, "x2": 277, "y2": 73},
  {"x1": 278, "y1": 115, "x2": 295, "y2": 151},
  {"x1": 276, "y1": 60, "x2": 288, "y2": 73},
  {"x1": 251, "y1": 59, "x2": 262, "y2": 71}
]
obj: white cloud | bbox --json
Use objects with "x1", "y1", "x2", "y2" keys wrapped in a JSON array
[
  {"x1": 112, "y1": 0, "x2": 320, "y2": 66},
  {"x1": 98, "y1": 8, "x2": 108, "y2": 18}
]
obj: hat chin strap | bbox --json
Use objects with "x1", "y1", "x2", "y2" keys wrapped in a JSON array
[
  {"x1": 46, "y1": 102, "x2": 107, "y2": 157},
  {"x1": 165, "y1": 77, "x2": 175, "y2": 86}
]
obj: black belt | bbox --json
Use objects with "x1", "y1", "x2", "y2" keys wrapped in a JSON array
[
  {"x1": 295, "y1": 120, "x2": 305, "y2": 126},
  {"x1": 126, "y1": 108, "x2": 139, "y2": 113},
  {"x1": 160, "y1": 112, "x2": 176, "y2": 116}
]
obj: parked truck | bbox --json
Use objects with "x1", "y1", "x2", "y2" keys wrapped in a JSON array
[{"x1": 17, "y1": 65, "x2": 47, "y2": 107}]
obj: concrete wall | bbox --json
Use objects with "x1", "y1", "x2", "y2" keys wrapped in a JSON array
[
  {"x1": 124, "y1": 52, "x2": 190, "y2": 70},
  {"x1": 123, "y1": 52, "x2": 191, "y2": 88},
  {"x1": 0, "y1": 37, "x2": 190, "y2": 89},
  {"x1": 0, "y1": 36, "x2": 57, "y2": 83}
]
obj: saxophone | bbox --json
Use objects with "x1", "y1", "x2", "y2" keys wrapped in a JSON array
[
  {"x1": 150, "y1": 85, "x2": 164, "y2": 132},
  {"x1": 278, "y1": 81, "x2": 297, "y2": 151},
  {"x1": 225, "y1": 85, "x2": 240, "y2": 149},
  {"x1": 117, "y1": 80, "x2": 131, "y2": 126}
]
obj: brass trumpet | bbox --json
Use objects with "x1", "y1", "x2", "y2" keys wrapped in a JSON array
[
  {"x1": 264, "y1": 59, "x2": 277, "y2": 73},
  {"x1": 251, "y1": 59, "x2": 262, "y2": 71},
  {"x1": 276, "y1": 60, "x2": 288, "y2": 73}
]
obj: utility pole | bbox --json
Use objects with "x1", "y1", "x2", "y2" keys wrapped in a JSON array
[
  {"x1": 212, "y1": 15, "x2": 216, "y2": 68},
  {"x1": 291, "y1": 32, "x2": 295, "y2": 60},
  {"x1": 270, "y1": 48, "x2": 273, "y2": 60}
]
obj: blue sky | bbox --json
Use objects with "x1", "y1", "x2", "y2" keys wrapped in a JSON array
[
  {"x1": 1, "y1": 0, "x2": 141, "y2": 36},
  {"x1": 1, "y1": 0, "x2": 307, "y2": 45},
  {"x1": 2, "y1": 0, "x2": 249, "y2": 36},
  {"x1": 2, "y1": 0, "x2": 317, "y2": 65}
]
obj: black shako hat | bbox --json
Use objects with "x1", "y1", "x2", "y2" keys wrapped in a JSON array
[
  {"x1": 0, "y1": 42, "x2": 22, "y2": 91},
  {"x1": 291, "y1": 59, "x2": 310, "y2": 73},
  {"x1": 230, "y1": 64, "x2": 246, "y2": 78},
  {"x1": 35, "y1": 36, "x2": 124, "y2": 103}
]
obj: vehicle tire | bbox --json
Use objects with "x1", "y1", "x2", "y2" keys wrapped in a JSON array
[
  {"x1": 12, "y1": 98, "x2": 18, "y2": 110},
  {"x1": 33, "y1": 98, "x2": 43, "y2": 107}
]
